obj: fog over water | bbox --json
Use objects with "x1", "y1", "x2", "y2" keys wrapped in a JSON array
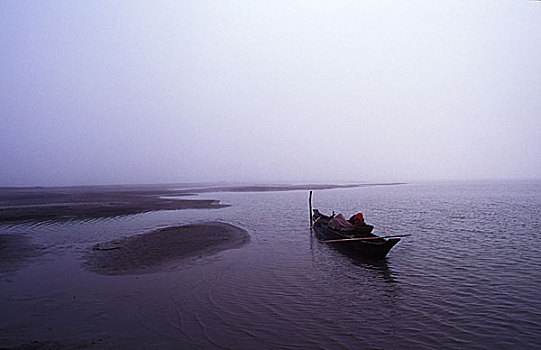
[{"x1": 1, "y1": 1, "x2": 540, "y2": 186}]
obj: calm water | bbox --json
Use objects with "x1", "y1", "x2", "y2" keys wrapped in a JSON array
[{"x1": 1, "y1": 181, "x2": 540, "y2": 349}]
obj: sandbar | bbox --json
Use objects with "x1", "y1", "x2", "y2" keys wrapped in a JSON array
[
  {"x1": 82, "y1": 222, "x2": 250, "y2": 275},
  {"x1": 0, "y1": 186, "x2": 227, "y2": 223}
]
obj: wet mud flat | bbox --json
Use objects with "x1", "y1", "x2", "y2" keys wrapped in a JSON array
[
  {"x1": 0, "y1": 234, "x2": 46, "y2": 279},
  {"x1": 0, "y1": 222, "x2": 250, "y2": 350},
  {"x1": 83, "y1": 222, "x2": 250, "y2": 275}
]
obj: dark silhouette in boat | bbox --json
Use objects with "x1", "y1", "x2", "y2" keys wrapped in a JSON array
[{"x1": 312, "y1": 209, "x2": 407, "y2": 259}]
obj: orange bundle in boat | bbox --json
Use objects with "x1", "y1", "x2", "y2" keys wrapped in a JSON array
[{"x1": 349, "y1": 212, "x2": 365, "y2": 224}]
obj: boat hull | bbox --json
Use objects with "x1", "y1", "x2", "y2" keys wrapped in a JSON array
[{"x1": 313, "y1": 224, "x2": 400, "y2": 259}]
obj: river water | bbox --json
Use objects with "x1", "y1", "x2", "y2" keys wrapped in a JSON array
[{"x1": 1, "y1": 181, "x2": 540, "y2": 349}]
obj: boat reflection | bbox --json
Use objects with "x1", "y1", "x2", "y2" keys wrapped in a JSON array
[
  {"x1": 310, "y1": 230, "x2": 398, "y2": 284},
  {"x1": 335, "y1": 244, "x2": 397, "y2": 283}
]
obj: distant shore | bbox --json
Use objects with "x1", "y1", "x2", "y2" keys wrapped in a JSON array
[
  {"x1": 173, "y1": 182, "x2": 406, "y2": 194},
  {"x1": 0, "y1": 183, "x2": 406, "y2": 223},
  {"x1": 83, "y1": 222, "x2": 250, "y2": 275}
]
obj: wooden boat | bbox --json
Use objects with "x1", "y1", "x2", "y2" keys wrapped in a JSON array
[{"x1": 312, "y1": 209, "x2": 402, "y2": 259}]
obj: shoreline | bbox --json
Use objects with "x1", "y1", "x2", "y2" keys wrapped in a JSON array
[
  {"x1": 0, "y1": 188, "x2": 227, "y2": 224},
  {"x1": 82, "y1": 222, "x2": 250, "y2": 276}
]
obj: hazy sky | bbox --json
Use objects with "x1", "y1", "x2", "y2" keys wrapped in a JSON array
[{"x1": 2, "y1": 1, "x2": 540, "y2": 186}]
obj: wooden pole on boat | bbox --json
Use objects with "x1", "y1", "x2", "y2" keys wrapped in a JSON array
[
  {"x1": 321, "y1": 234, "x2": 412, "y2": 243},
  {"x1": 309, "y1": 191, "x2": 313, "y2": 228}
]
